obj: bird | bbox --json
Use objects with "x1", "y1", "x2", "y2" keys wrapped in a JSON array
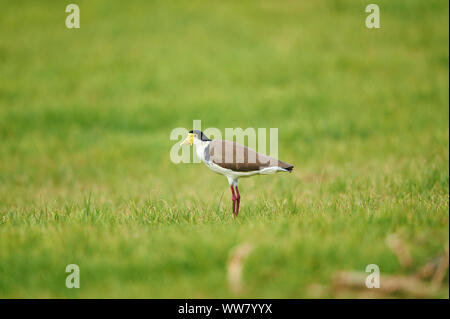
[{"x1": 180, "y1": 130, "x2": 294, "y2": 216}]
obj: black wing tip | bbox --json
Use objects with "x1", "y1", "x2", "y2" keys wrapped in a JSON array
[{"x1": 285, "y1": 165, "x2": 294, "y2": 173}]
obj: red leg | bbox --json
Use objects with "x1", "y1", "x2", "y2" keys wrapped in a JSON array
[
  {"x1": 235, "y1": 186, "x2": 241, "y2": 216},
  {"x1": 230, "y1": 186, "x2": 236, "y2": 215}
]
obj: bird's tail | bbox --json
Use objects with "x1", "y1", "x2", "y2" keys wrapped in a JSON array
[
  {"x1": 285, "y1": 165, "x2": 294, "y2": 173},
  {"x1": 278, "y1": 160, "x2": 294, "y2": 173}
]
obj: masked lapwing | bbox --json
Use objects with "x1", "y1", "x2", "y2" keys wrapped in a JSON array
[{"x1": 180, "y1": 130, "x2": 294, "y2": 216}]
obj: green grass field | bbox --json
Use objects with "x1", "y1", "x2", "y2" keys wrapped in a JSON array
[{"x1": 0, "y1": 0, "x2": 448, "y2": 298}]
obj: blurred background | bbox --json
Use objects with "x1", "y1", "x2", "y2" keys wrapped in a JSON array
[{"x1": 0, "y1": 0, "x2": 448, "y2": 298}]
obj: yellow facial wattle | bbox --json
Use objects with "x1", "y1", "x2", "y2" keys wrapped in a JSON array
[{"x1": 181, "y1": 133, "x2": 195, "y2": 146}]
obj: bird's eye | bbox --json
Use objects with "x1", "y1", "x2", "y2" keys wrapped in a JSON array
[{"x1": 194, "y1": 134, "x2": 198, "y2": 138}]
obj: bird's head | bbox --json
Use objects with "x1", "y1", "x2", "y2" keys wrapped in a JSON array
[{"x1": 180, "y1": 130, "x2": 211, "y2": 146}]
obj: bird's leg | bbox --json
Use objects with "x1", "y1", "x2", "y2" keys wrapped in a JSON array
[
  {"x1": 230, "y1": 186, "x2": 236, "y2": 215},
  {"x1": 235, "y1": 186, "x2": 240, "y2": 216}
]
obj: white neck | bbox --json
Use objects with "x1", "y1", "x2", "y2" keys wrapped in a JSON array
[{"x1": 193, "y1": 139, "x2": 211, "y2": 163}]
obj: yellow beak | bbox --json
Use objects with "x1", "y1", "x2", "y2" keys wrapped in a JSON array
[{"x1": 180, "y1": 133, "x2": 194, "y2": 146}]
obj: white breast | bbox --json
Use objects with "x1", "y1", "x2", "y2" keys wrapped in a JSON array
[{"x1": 193, "y1": 140, "x2": 210, "y2": 163}]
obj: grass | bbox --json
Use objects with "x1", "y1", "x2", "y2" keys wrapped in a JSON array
[{"x1": 0, "y1": 0, "x2": 448, "y2": 298}]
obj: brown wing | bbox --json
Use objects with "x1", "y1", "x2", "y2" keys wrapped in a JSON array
[{"x1": 208, "y1": 140, "x2": 293, "y2": 172}]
